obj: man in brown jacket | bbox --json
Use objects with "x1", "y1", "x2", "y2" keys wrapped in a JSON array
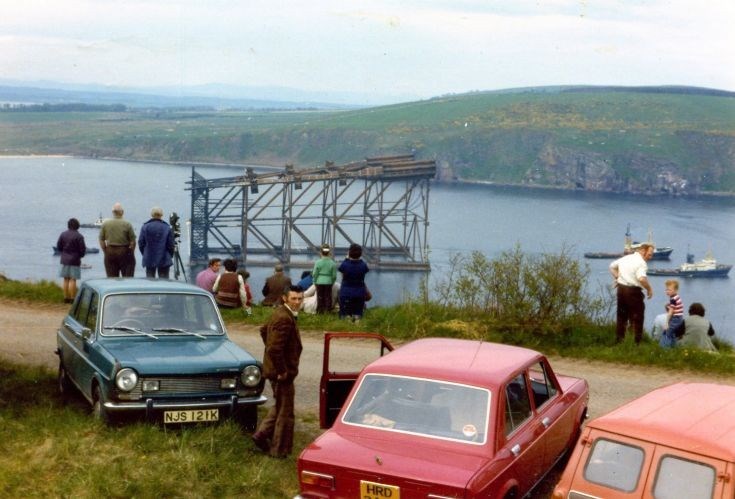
[
  {"x1": 261, "y1": 263, "x2": 292, "y2": 306},
  {"x1": 252, "y1": 285, "x2": 304, "y2": 458}
]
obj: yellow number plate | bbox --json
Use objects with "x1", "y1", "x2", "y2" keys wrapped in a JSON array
[
  {"x1": 164, "y1": 409, "x2": 219, "y2": 424},
  {"x1": 360, "y1": 480, "x2": 400, "y2": 499}
]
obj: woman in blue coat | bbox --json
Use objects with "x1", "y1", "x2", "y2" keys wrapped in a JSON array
[{"x1": 338, "y1": 243, "x2": 370, "y2": 321}]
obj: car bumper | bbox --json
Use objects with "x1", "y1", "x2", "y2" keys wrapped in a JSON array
[{"x1": 103, "y1": 394, "x2": 267, "y2": 414}]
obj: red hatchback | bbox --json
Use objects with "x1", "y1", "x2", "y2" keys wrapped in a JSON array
[{"x1": 297, "y1": 334, "x2": 589, "y2": 499}]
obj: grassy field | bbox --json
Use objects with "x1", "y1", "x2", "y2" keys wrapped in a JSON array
[
  {"x1": 2, "y1": 88, "x2": 734, "y2": 192},
  {"x1": 1, "y1": 274, "x2": 733, "y2": 497}
]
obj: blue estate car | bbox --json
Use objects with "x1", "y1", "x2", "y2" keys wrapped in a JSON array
[{"x1": 56, "y1": 279, "x2": 266, "y2": 428}]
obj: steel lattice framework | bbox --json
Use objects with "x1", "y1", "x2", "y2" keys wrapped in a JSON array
[{"x1": 187, "y1": 154, "x2": 436, "y2": 270}]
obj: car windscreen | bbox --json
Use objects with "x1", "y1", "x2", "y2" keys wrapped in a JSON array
[
  {"x1": 101, "y1": 293, "x2": 224, "y2": 336},
  {"x1": 342, "y1": 374, "x2": 490, "y2": 444}
]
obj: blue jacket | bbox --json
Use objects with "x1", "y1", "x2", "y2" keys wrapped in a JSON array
[{"x1": 138, "y1": 218, "x2": 175, "y2": 269}]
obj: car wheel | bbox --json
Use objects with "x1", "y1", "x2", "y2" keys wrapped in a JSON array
[
  {"x1": 235, "y1": 405, "x2": 258, "y2": 432},
  {"x1": 57, "y1": 362, "x2": 73, "y2": 400},
  {"x1": 92, "y1": 385, "x2": 111, "y2": 424}
]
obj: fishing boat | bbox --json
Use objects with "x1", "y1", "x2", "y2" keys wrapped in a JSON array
[
  {"x1": 648, "y1": 251, "x2": 732, "y2": 278},
  {"x1": 80, "y1": 214, "x2": 105, "y2": 229},
  {"x1": 584, "y1": 225, "x2": 673, "y2": 260}
]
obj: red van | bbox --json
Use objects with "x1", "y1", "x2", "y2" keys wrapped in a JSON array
[{"x1": 552, "y1": 382, "x2": 735, "y2": 499}]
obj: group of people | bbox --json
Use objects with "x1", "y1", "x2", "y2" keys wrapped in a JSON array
[
  {"x1": 609, "y1": 242, "x2": 717, "y2": 352},
  {"x1": 56, "y1": 202, "x2": 176, "y2": 302},
  {"x1": 194, "y1": 242, "x2": 371, "y2": 321}
]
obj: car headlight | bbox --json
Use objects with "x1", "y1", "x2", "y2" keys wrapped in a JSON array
[
  {"x1": 241, "y1": 365, "x2": 261, "y2": 387},
  {"x1": 115, "y1": 368, "x2": 139, "y2": 392}
]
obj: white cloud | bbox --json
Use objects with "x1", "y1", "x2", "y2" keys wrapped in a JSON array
[{"x1": 1, "y1": 0, "x2": 732, "y2": 102}]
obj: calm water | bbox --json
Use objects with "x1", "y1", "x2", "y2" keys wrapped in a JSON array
[{"x1": 2, "y1": 157, "x2": 734, "y2": 341}]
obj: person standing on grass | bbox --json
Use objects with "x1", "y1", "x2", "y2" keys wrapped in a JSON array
[
  {"x1": 252, "y1": 285, "x2": 304, "y2": 458},
  {"x1": 138, "y1": 206, "x2": 175, "y2": 279},
  {"x1": 659, "y1": 279, "x2": 684, "y2": 348},
  {"x1": 56, "y1": 217, "x2": 86, "y2": 303},
  {"x1": 609, "y1": 242, "x2": 654, "y2": 344},
  {"x1": 311, "y1": 243, "x2": 337, "y2": 314},
  {"x1": 338, "y1": 243, "x2": 370, "y2": 322},
  {"x1": 99, "y1": 202, "x2": 136, "y2": 277}
]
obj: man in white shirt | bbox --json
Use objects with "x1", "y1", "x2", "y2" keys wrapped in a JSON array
[{"x1": 609, "y1": 243, "x2": 654, "y2": 344}]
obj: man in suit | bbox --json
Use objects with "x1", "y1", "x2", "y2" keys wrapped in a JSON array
[{"x1": 252, "y1": 285, "x2": 304, "y2": 458}]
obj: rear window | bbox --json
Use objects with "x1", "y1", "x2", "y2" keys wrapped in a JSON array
[
  {"x1": 584, "y1": 438, "x2": 644, "y2": 492},
  {"x1": 653, "y1": 455, "x2": 716, "y2": 498},
  {"x1": 342, "y1": 374, "x2": 490, "y2": 444}
]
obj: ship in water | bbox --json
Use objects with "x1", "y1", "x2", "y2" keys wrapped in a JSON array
[
  {"x1": 79, "y1": 214, "x2": 105, "y2": 229},
  {"x1": 584, "y1": 225, "x2": 673, "y2": 260},
  {"x1": 648, "y1": 251, "x2": 732, "y2": 278}
]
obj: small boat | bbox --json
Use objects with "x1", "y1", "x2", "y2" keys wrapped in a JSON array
[
  {"x1": 648, "y1": 251, "x2": 732, "y2": 278},
  {"x1": 80, "y1": 263, "x2": 92, "y2": 269},
  {"x1": 584, "y1": 225, "x2": 673, "y2": 260},
  {"x1": 80, "y1": 214, "x2": 105, "y2": 229},
  {"x1": 53, "y1": 246, "x2": 100, "y2": 255}
]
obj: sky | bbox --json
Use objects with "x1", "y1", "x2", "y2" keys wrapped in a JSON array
[{"x1": 1, "y1": 0, "x2": 733, "y2": 105}]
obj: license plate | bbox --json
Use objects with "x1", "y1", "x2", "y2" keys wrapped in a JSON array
[
  {"x1": 163, "y1": 408, "x2": 219, "y2": 424},
  {"x1": 360, "y1": 480, "x2": 400, "y2": 499}
]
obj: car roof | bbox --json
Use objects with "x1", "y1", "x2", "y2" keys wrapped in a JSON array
[
  {"x1": 362, "y1": 338, "x2": 542, "y2": 388},
  {"x1": 588, "y1": 382, "x2": 735, "y2": 461},
  {"x1": 82, "y1": 278, "x2": 210, "y2": 295}
]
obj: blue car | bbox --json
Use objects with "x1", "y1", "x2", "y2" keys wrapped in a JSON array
[{"x1": 56, "y1": 278, "x2": 266, "y2": 428}]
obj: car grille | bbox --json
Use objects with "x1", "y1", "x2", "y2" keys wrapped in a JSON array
[{"x1": 122, "y1": 376, "x2": 233, "y2": 400}]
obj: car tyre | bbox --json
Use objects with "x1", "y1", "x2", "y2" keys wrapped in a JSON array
[
  {"x1": 58, "y1": 362, "x2": 73, "y2": 401},
  {"x1": 92, "y1": 385, "x2": 112, "y2": 424},
  {"x1": 235, "y1": 405, "x2": 258, "y2": 432}
]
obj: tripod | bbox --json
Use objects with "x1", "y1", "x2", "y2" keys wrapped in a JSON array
[{"x1": 172, "y1": 240, "x2": 187, "y2": 281}]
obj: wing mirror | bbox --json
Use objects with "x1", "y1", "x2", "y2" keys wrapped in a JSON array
[{"x1": 81, "y1": 327, "x2": 92, "y2": 340}]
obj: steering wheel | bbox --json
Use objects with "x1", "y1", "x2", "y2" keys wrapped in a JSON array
[{"x1": 111, "y1": 318, "x2": 145, "y2": 329}]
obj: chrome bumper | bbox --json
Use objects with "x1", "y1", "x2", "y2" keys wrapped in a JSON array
[{"x1": 103, "y1": 394, "x2": 267, "y2": 413}]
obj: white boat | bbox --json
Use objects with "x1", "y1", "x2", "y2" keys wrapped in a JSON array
[{"x1": 648, "y1": 250, "x2": 732, "y2": 278}]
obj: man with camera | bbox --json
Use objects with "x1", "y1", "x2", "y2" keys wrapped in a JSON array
[{"x1": 138, "y1": 206, "x2": 175, "y2": 279}]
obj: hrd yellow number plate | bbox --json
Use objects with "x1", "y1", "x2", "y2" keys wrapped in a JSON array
[
  {"x1": 164, "y1": 409, "x2": 219, "y2": 423},
  {"x1": 360, "y1": 480, "x2": 400, "y2": 499}
]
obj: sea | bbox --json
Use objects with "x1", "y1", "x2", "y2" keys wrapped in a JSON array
[{"x1": 1, "y1": 156, "x2": 734, "y2": 342}]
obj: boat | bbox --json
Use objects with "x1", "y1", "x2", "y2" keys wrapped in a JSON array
[
  {"x1": 648, "y1": 251, "x2": 732, "y2": 278},
  {"x1": 53, "y1": 246, "x2": 100, "y2": 255},
  {"x1": 80, "y1": 214, "x2": 105, "y2": 229},
  {"x1": 584, "y1": 225, "x2": 673, "y2": 260}
]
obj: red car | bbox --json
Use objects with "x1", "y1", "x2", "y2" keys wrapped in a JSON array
[{"x1": 297, "y1": 333, "x2": 589, "y2": 498}]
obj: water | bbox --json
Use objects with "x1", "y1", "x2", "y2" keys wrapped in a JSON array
[{"x1": 2, "y1": 156, "x2": 734, "y2": 341}]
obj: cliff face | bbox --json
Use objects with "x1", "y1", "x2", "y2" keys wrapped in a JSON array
[{"x1": 441, "y1": 131, "x2": 735, "y2": 196}]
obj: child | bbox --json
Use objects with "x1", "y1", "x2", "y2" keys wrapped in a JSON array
[{"x1": 659, "y1": 279, "x2": 684, "y2": 348}]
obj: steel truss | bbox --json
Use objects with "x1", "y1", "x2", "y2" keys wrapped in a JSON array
[{"x1": 188, "y1": 154, "x2": 436, "y2": 270}]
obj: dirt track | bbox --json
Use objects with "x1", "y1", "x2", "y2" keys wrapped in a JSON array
[{"x1": 2, "y1": 298, "x2": 734, "y2": 418}]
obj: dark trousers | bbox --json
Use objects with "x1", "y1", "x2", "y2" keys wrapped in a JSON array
[
  {"x1": 254, "y1": 379, "x2": 295, "y2": 458},
  {"x1": 104, "y1": 246, "x2": 135, "y2": 277},
  {"x1": 616, "y1": 285, "x2": 645, "y2": 344},
  {"x1": 145, "y1": 266, "x2": 171, "y2": 279},
  {"x1": 315, "y1": 284, "x2": 333, "y2": 313}
]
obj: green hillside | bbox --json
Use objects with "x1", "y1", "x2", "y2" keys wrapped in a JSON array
[{"x1": 2, "y1": 86, "x2": 734, "y2": 194}]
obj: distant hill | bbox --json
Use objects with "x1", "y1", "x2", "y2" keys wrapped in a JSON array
[
  {"x1": 0, "y1": 82, "x2": 357, "y2": 110},
  {"x1": 1, "y1": 85, "x2": 734, "y2": 195}
]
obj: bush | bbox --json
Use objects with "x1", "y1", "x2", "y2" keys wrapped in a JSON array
[{"x1": 435, "y1": 245, "x2": 607, "y2": 338}]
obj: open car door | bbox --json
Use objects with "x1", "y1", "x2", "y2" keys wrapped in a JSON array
[{"x1": 319, "y1": 332, "x2": 394, "y2": 428}]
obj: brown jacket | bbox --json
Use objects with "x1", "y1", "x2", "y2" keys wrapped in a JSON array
[
  {"x1": 259, "y1": 305, "x2": 303, "y2": 381},
  {"x1": 261, "y1": 272, "x2": 292, "y2": 306}
]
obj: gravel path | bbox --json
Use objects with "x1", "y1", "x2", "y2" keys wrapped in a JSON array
[{"x1": 2, "y1": 298, "x2": 733, "y2": 419}]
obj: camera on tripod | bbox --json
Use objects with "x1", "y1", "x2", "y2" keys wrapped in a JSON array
[{"x1": 169, "y1": 212, "x2": 181, "y2": 241}]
